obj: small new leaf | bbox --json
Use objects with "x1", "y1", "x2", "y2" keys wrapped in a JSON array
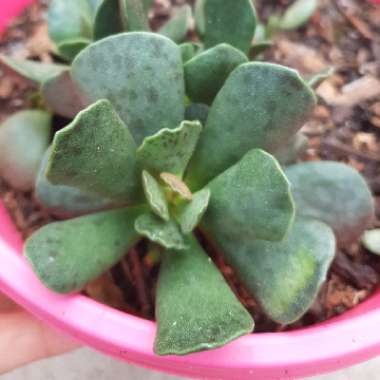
[
  {"x1": 137, "y1": 121, "x2": 202, "y2": 178},
  {"x1": 362, "y1": 230, "x2": 380, "y2": 256},
  {"x1": 142, "y1": 171, "x2": 170, "y2": 221},
  {"x1": 135, "y1": 213, "x2": 187, "y2": 250},
  {"x1": 177, "y1": 188, "x2": 211, "y2": 234}
]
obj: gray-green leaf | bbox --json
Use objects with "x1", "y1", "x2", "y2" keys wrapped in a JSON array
[
  {"x1": 137, "y1": 121, "x2": 202, "y2": 178},
  {"x1": 0, "y1": 55, "x2": 68, "y2": 84},
  {"x1": 135, "y1": 213, "x2": 187, "y2": 250},
  {"x1": 36, "y1": 148, "x2": 112, "y2": 217},
  {"x1": 42, "y1": 70, "x2": 90, "y2": 119},
  {"x1": 57, "y1": 38, "x2": 91, "y2": 61},
  {"x1": 154, "y1": 236, "x2": 254, "y2": 355},
  {"x1": 47, "y1": 99, "x2": 140, "y2": 202},
  {"x1": 187, "y1": 62, "x2": 316, "y2": 189},
  {"x1": 176, "y1": 188, "x2": 210, "y2": 234},
  {"x1": 48, "y1": 0, "x2": 93, "y2": 45},
  {"x1": 213, "y1": 218, "x2": 335, "y2": 324},
  {"x1": 93, "y1": 0, "x2": 123, "y2": 40},
  {"x1": 362, "y1": 230, "x2": 380, "y2": 256},
  {"x1": 285, "y1": 161, "x2": 374, "y2": 245},
  {"x1": 184, "y1": 43, "x2": 248, "y2": 105},
  {"x1": 71, "y1": 32, "x2": 185, "y2": 144},
  {"x1": 278, "y1": 0, "x2": 318, "y2": 30},
  {"x1": 203, "y1": 149, "x2": 295, "y2": 242},
  {"x1": 197, "y1": 0, "x2": 257, "y2": 54},
  {"x1": 25, "y1": 207, "x2": 144, "y2": 293},
  {"x1": 142, "y1": 171, "x2": 169, "y2": 221},
  {"x1": 0, "y1": 111, "x2": 51, "y2": 191},
  {"x1": 159, "y1": 5, "x2": 191, "y2": 43}
]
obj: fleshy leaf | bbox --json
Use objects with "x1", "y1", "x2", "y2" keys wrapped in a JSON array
[
  {"x1": 142, "y1": 171, "x2": 170, "y2": 221},
  {"x1": 274, "y1": 132, "x2": 308, "y2": 165},
  {"x1": 121, "y1": 0, "x2": 150, "y2": 31},
  {"x1": 36, "y1": 148, "x2": 112, "y2": 217},
  {"x1": 249, "y1": 41, "x2": 273, "y2": 59},
  {"x1": 362, "y1": 230, "x2": 380, "y2": 256},
  {"x1": 0, "y1": 111, "x2": 51, "y2": 191},
  {"x1": 159, "y1": 5, "x2": 191, "y2": 43},
  {"x1": 176, "y1": 188, "x2": 210, "y2": 234},
  {"x1": 278, "y1": 0, "x2": 318, "y2": 30},
  {"x1": 211, "y1": 218, "x2": 335, "y2": 324},
  {"x1": 0, "y1": 55, "x2": 67, "y2": 84},
  {"x1": 136, "y1": 121, "x2": 202, "y2": 178},
  {"x1": 72, "y1": 32, "x2": 185, "y2": 144},
  {"x1": 184, "y1": 43, "x2": 248, "y2": 105},
  {"x1": 307, "y1": 67, "x2": 335, "y2": 89},
  {"x1": 187, "y1": 62, "x2": 316, "y2": 189},
  {"x1": 93, "y1": 0, "x2": 123, "y2": 40},
  {"x1": 47, "y1": 99, "x2": 140, "y2": 202},
  {"x1": 179, "y1": 42, "x2": 203, "y2": 63},
  {"x1": 135, "y1": 213, "x2": 187, "y2": 250},
  {"x1": 202, "y1": 149, "x2": 295, "y2": 242},
  {"x1": 25, "y1": 207, "x2": 144, "y2": 293},
  {"x1": 185, "y1": 103, "x2": 209, "y2": 126},
  {"x1": 194, "y1": 0, "x2": 206, "y2": 36},
  {"x1": 154, "y1": 236, "x2": 254, "y2": 356},
  {"x1": 48, "y1": 0, "x2": 93, "y2": 45},
  {"x1": 285, "y1": 161, "x2": 374, "y2": 245},
  {"x1": 160, "y1": 173, "x2": 193, "y2": 201},
  {"x1": 197, "y1": 0, "x2": 257, "y2": 54},
  {"x1": 42, "y1": 70, "x2": 90, "y2": 119},
  {"x1": 57, "y1": 38, "x2": 91, "y2": 61}
]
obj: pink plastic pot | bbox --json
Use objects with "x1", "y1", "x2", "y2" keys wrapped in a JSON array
[{"x1": 1, "y1": 2, "x2": 380, "y2": 379}]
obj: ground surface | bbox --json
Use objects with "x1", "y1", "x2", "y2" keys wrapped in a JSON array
[{"x1": 1, "y1": 348, "x2": 380, "y2": 380}]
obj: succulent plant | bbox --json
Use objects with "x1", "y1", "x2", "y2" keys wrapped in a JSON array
[{"x1": 0, "y1": 27, "x2": 374, "y2": 357}]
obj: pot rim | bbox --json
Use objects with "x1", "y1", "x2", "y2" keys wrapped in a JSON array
[
  {"x1": 1, "y1": 1, "x2": 380, "y2": 377},
  {"x1": 1, "y1": 201, "x2": 380, "y2": 380}
]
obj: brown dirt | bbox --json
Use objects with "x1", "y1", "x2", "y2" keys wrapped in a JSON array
[{"x1": 1, "y1": 0, "x2": 380, "y2": 332}]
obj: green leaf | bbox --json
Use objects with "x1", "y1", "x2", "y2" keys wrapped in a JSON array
[
  {"x1": 202, "y1": 149, "x2": 295, "y2": 242},
  {"x1": 47, "y1": 99, "x2": 140, "y2": 202},
  {"x1": 185, "y1": 103, "x2": 209, "y2": 126},
  {"x1": 362, "y1": 230, "x2": 380, "y2": 256},
  {"x1": 199, "y1": 0, "x2": 257, "y2": 54},
  {"x1": 93, "y1": 0, "x2": 123, "y2": 40},
  {"x1": 179, "y1": 42, "x2": 203, "y2": 63},
  {"x1": 0, "y1": 111, "x2": 51, "y2": 191},
  {"x1": 194, "y1": 0, "x2": 206, "y2": 37},
  {"x1": 41, "y1": 70, "x2": 90, "y2": 119},
  {"x1": 154, "y1": 236, "x2": 254, "y2": 356},
  {"x1": 142, "y1": 171, "x2": 170, "y2": 221},
  {"x1": 25, "y1": 207, "x2": 144, "y2": 293},
  {"x1": 285, "y1": 161, "x2": 374, "y2": 245},
  {"x1": 142, "y1": 0, "x2": 153, "y2": 12},
  {"x1": 274, "y1": 132, "x2": 308, "y2": 165},
  {"x1": 120, "y1": 0, "x2": 150, "y2": 31},
  {"x1": 0, "y1": 55, "x2": 68, "y2": 84},
  {"x1": 135, "y1": 213, "x2": 187, "y2": 250},
  {"x1": 278, "y1": 0, "x2": 318, "y2": 30},
  {"x1": 57, "y1": 38, "x2": 91, "y2": 61},
  {"x1": 184, "y1": 43, "x2": 248, "y2": 105},
  {"x1": 36, "y1": 148, "x2": 112, "y2": 217},
  {"x1": 176, "y1": 188, "x2": 210, "y2": 234},
  {"x1": 136, "y1": 121, "x2": 202, "y2": 178},
  {"x1": 187, "y1": 62, "x2": 316, "y2": 189},
  {"x1": 159, "y1": 5, "x2": 191, "y2": 43},
  {"x1": 87, "y1": 0, "x2": 103, "y2": 14},
  {"x1": 72, "y1": 32, "x2": 185, "y2": 144},
  {"x1": 307, "y1": 67, "x2": 335, "y2": 89},
  {"x1": 48, "y1": 0, "x2": 93, "y2": 45},
  {"x1": 212, "y1": 218, "x2": 335, "y2": 324},
  {"x1": 249, "y1": 41, "x2": 273, "y2": 59}
]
